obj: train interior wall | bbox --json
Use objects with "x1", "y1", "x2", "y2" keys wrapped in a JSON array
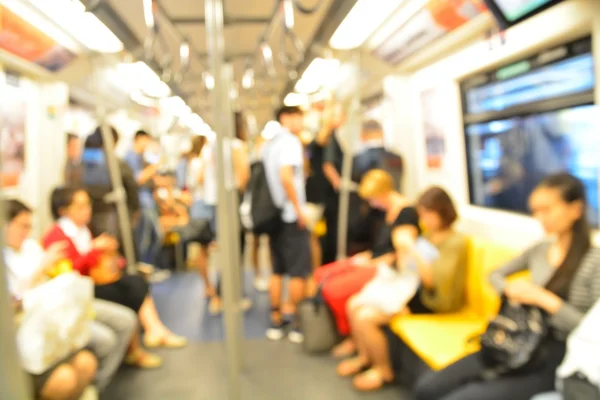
[{"x1": 385, "y1": 0, "x2": 600, "y2": 251}]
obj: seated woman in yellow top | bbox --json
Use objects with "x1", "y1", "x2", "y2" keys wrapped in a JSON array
[{"x1": 341, "y1": 186, "x2": 468, "y2": 391}]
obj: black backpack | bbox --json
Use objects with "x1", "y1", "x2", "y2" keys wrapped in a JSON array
[
  {"x1": 239, "y1": 142, "x2": 281, "y2": 235},
  {"x1": 476, "y1": 298, "x2": 548, "y2": 380}
]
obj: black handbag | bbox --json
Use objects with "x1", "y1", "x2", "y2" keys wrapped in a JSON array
[{"x1": 477, "y1": 297, "x2": 548, "y2": 379}]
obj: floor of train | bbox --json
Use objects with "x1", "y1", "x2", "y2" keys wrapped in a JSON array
[{"x1": 101, "y1": 271, "x2": 412, "y2": 400}]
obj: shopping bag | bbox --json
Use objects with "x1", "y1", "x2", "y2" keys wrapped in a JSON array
[{"x1": 17, "y1": 273, "x2": 94, "y2": 374}]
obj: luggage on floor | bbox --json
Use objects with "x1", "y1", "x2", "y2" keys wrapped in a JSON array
[
  {"x1": 314, "y1": 259, "x2": 377, "y2": 336},
  {"x1": 298, "y1": 281, "x2": 338, "y2": 354}
]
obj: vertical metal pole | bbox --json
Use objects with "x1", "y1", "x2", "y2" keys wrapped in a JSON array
[
  {"x1": 222, "y1": 64, "x2": 244, "y2": 325},
  {"x1": 95, "y1": 106, "x2": 137, "y2": 274},
  {"x1": 205, "y1": 1, "x2": 243, "y2": 399},
  {"x1": 0, "y1": 168, "x2": 33, "y2": 400},
  {"x1": 337, "y1": 52, "x2": 362, "y2": 259}
]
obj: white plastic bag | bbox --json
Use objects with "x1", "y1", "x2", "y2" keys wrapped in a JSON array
[{"x1": 17, "y1": 273, "x2": 94, "y2": 374}]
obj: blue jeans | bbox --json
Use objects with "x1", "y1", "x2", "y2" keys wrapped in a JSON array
[{"x1": 135, "y1": 208, "x2": 162, "y2": 265}]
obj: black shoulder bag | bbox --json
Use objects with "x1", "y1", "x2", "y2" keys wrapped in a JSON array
[{"x1": 477, "y1": 297, "x2": 548, "y2": 380}]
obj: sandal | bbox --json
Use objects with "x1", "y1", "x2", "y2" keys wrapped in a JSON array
[
  {"x1": 209, "y1": 296, "x2": 223, "y2": 316},
  {"x1": 336, "y1": 357, "x2": 369, "y2": 377},
  {"x1": 352, "y1": 368, "x2": 393, "y2": 391},
  {"x1": 124, "y1": 350, "x2": 163, "y2": 369},
  {"x1": 331, "y1": 339, "x2": 356, "y2": 359},
  {"x1": 144, "y1": 333, "x2": 188, "y2": 349}
]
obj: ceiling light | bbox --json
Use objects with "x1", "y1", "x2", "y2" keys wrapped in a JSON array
[
  {"x1": 23, "y1": 0, "x2": 124, "y2": 53},
  {"x1": 284, "y1": 92, "x2": 308, "y2": 107},
  {"x1": 282, "y1": 0, "x2": 295, "y2": 31},
  {"x1": 329, "y1": 0, "x2": 404, "y2": 49},
  {"x1": 180, "y1": 41, "x2": 190, "y2": 68},
  {"x1": 143, "y1": 0, "x2": 155, "y2": 30},
  {"x1": 242, "y1": 68, "x2": 255, "y2": 89},
  {"x1": 229, "y1": 86, "x2": 239, "y2": 100},
  {"x1": 295, "y1": 58, "x2": 340, "y2": 93},
  {"x1": 203, "y1": 72, "x2": 215, "y2": 90},
  {"x1": 295, "y1": 78, "x2": 320, "y2": 94},
  {"x1": 117, "y1": 62, "x2": 171, "y2": 98},
  {"x1": 160, "y1": 96, "x2": 193, "y2": 119},
  {"x1": 181, "y1": 113, "x2": 204, "y2": 132}
]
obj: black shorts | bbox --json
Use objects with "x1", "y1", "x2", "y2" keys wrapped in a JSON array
[
  {"x1": 94, "y1": 275, "x2": 148, "y2": 312},
  {"x1": 268, "y1": 222, "x2": 311, "y2": 278}
]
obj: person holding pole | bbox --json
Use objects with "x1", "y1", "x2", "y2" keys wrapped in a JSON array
[{"x1": 263, "y1": 106, "x2": 312, "y2": 344}]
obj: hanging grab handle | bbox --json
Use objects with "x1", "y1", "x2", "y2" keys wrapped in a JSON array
[{"x1": 293, "y1": 0, "x2": 325, "y2": 14}]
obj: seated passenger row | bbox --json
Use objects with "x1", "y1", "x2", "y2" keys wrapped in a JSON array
[
  {"x1": 5, "y1": 186, "x2": 192, "y2": 399},
  {"x1": 314, "y1": 170, "x2": 600, "y2": 399}
]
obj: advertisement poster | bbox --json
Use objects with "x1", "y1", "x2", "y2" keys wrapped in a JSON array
[
  {"x1": 421, "y1": 88, "x2": 446, "y2": 169},
  {"x1": 0, "y1": 76, "x2": 27, "y2": 187},
  {"x1": 372, "y1": 0, "x2": 487, "y2": 65},
  {"x1": 0, "y1": 5, "x2": 76, "y2": 72}
]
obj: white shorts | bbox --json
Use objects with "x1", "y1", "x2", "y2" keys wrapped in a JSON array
[{"x1": 353, "y1": 265, "x2": 419, "y2": 316}]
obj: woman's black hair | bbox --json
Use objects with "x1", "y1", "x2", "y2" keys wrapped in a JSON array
[
  {"x1": 84, "y1": 126, "x2": 119, "y2": 149},
  {"x1": 537, "y1": 172, "x2": 590, "y2": 296},
  {"x1": 50, "y1": 186, "x2": 85, "y2": 220},
  {"x1": 5, "y1": 199, "x2": 32, "y2": 222}
]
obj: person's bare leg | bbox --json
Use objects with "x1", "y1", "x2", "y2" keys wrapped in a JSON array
[
  {"x1": 305, "y1": 234, "x2": 321, "y2": 297},
  {"x1": 350, "y1": 307, "x2": 372, "y2": 364},
  {"x1": 337, "y1": 304, "x2": 370, "y2": 376},
  {"x1": 194, "y1": 244, "x2": 215, "y2": 297},
  {"x1": 140, "y1": 296, "x2": 188, "y2": 347},
  {"x1": 70, "y1": 350, "x2": 98, "y2": 397},
  {"x1": 269, "y1": 274, "x2": 283, "y2": 322},
  {"x1": 310, "y1": 233, "x2": 322, "y2": 271},
  {"x1": 351, "y1": 308, "x2": 394, "y2": 391},
  {"x1": 287, "y1": 277, "x2": 306, "y2": 315},
  {"x1": 39, "y1": 364, "x2": 78, "y2": 400},
  {"x1": 332, "y1": 297, "x2": 360, "y2": 357},
  {"x1": 124, "y1": 331, "x2": 162, "y2": 368},
  {"x1": 138, "y1": 296, "x2": 167, "y2": 336}
]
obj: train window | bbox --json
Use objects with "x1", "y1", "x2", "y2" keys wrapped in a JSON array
[{"x1": 462, "y1": 37, "x2": 599, "y2": 226}]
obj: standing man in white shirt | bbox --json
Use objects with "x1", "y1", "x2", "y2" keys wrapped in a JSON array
[{"x1": 263, "y1": 106, "x2": 312, "y2": 344}]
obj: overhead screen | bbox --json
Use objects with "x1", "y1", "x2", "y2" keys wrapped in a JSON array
[
  {"x1": 371, "y1": 0, "x2": 487, "y2": 66},
  {"x1": 462, "y1": 37, "x2": 600, "y2": 226},
  {"x1": 483, "y1": 0, "x2": 566, "y2": 28}
]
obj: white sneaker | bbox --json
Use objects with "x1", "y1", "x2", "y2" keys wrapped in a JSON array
[
  {"x1": 254, "y1": 277, "x2": 269, "y2": 292},
  {"x1": 148, "y1": 270, "x2": 171, "y2": 283},
  {"x1": 288, "y1": 328, "x2": 304, "y2": 344},
  {"x1": 266, "y1": 322, "x2": 286, "y2": 341}
]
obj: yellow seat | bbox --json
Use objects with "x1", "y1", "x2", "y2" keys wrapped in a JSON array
[
  {"x1": 392, "y1": 312, "x2": 487, "y2": 370},
  {"x1": 389, "y1": 236, "x2": 519, "y2": 370}
]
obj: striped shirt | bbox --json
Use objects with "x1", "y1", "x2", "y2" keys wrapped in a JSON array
[{"x1": 489, "y1": 241, "x2": 600, "y2": 340}]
